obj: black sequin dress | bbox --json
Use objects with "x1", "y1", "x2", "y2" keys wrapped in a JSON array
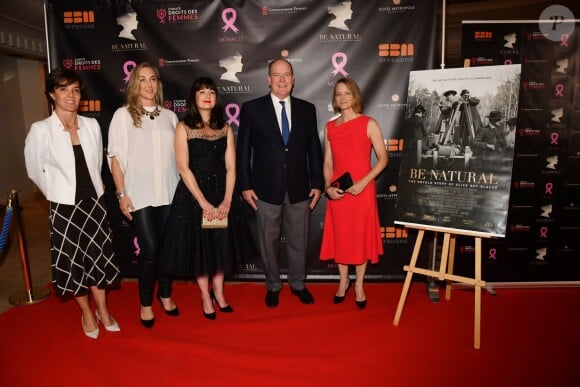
[{"x1": 162, "y1": 126, "x2": 233, "y2": 278}]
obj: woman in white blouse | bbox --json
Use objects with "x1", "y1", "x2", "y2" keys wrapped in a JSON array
[{"x1": 108, "y1": 62, "x2": 180, "y2": 328}]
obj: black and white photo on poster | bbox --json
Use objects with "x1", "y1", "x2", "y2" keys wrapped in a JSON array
[{"x1": 395, "y1": 65, "x2": 521, "y2": 237}]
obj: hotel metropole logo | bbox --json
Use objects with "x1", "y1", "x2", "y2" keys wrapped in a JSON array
[{"x1": 378, "y1": 1, "x2": 416, "y2": 14}]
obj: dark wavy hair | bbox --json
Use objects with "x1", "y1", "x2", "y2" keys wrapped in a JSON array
[
  {"x1": 45, "y1": 67, "x2": 84, "y2": 109},
  {"x1": 184, "y1": 77, "x2": 225, "y2": 130}
]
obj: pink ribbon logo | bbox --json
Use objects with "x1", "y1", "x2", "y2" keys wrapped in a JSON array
[
  {"x1": 545, "y1": 182, "x2": 553, "y2": 195},
  {"x1": 550, "y1": 132, "x2": 559, "y2": 145},
  {"x1": 225, "y1": 103, "x2": 240, "y2": 126},
  {"x1": 123, "y1": 61, "x2": 137, "y2": 83},
  {"x1": 331, "y1": 52, "x2": 349, "y2": 77},
  {"x1": 488, "y1": 248, "x2": 497, "y2": 260},
  {"x1": 560, "y1": 33, "x2": 569, "y2": 47},
  {"x1": 222, "y1": 8, "x2": 239, "y2": 33},
  {"x1": 555, "y1": 84, "x2": 564, "y2": 97},
  {"x1": 539, "y1": 227, "x2": 548, "y2": 238},
  {"x1": 133, "y1": 237, "x2": 141, "y2": 256}
]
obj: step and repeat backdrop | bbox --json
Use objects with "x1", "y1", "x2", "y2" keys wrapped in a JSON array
[
  {"x1": 458, "y1": 18, "x2": 580, "y2": 282},
  {"x1": 44, "y1": 0, "x2": 437, "y2": 280}
]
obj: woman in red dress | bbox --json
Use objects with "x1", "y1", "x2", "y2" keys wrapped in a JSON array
[{"x1": 320, "y1": 78, "x2": 388, "y2": 309}]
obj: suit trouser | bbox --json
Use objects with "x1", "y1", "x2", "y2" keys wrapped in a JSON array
[
  {"x1": 255, "y1": 195, "x2": 310, "y2": 292},
  {"x1": 131, "y1": 205, "x2": 173, "y2": 307}
]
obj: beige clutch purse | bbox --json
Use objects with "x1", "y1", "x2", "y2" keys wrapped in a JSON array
[{"x1": 201, "y1": 215, "x2": 228, "y2": 229}]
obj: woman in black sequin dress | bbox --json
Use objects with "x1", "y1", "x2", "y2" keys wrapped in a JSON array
[{"x1": 162, "y1": 77, "x2": 236, "y2": 319}]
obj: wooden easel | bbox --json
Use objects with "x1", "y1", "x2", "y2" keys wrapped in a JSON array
[{"x1": 393, "y1": 224, "x2": 489, "y2": 349}]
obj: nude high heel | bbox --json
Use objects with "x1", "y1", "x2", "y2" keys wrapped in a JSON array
[
  {"x1": 95, "y1": 310, "x2": 121, "y2": 332},
  {"x1": 82, "y1": 316, "x2": 99, "y2": 339}
]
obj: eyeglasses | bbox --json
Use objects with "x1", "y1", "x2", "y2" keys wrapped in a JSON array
[{"x1": 270, "y1": 73, "x2": 293, "y2": 79}]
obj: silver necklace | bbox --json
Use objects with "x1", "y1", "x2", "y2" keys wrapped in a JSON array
[{"x1": 143, "y1": 106, "x2": 160, "y2": 120}]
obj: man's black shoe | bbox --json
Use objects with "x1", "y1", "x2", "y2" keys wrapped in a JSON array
[
  {"x1": 290, "y1": 287, "x2": 314, "y2": 304},
  {"x1": 265, "y1": 290, "x2": 280, "y2": 308}
]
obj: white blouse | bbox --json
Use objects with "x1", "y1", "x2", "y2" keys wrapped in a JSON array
[{"x1": 107, "y1": 106, "x2": 179, "y2": 211}]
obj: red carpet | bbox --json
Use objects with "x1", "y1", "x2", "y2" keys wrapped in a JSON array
[{"x1": 1, "y1": 281, "x2": 579, "y2": 386}]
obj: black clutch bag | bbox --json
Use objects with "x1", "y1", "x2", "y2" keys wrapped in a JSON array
[{"x1": 331, "y1": 172, "x2": 354, "y2": 190}]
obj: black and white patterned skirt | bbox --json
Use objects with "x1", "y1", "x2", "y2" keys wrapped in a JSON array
[{"x1": 49, "y1": 196, "x2": 120, "y2": 296}]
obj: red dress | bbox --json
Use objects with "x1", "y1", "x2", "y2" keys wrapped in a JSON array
[{"x1": 320, "y1": 115, "x2": 383, "y2": 264}]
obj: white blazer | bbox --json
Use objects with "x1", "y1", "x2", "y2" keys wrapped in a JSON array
[{"x1": 24, "y1": 112, "x2": 105, "y2": 205}]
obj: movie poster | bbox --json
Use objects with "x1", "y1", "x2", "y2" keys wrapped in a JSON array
[{"x1": 395, "y1": 65, "x2": 521, "y2": 237}]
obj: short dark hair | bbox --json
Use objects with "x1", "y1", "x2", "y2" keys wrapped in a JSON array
[{"x1": 45, "y1": 67, "x2": 83, "y2": 108}]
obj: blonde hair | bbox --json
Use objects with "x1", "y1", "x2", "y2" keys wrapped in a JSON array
[
  {"x1": 125, "y1": 62, "x2": 164, "y2": 127},
  {"x1": 332, "y1": 77, "x2": 363, "y2": 114}
]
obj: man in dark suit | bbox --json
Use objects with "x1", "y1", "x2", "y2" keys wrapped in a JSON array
[
  {"x1": 471, "y1": 110, "x2": 507, "y2": 157},
  {"x1": 237, "y1": 59, "x2": 323, "y2": 308},
  {"x1": 404, "y1": 104, "x2": 428, "y2": 154},
  {"x1": 454, "y1": 89, "x2": 483, "y2": 148}
]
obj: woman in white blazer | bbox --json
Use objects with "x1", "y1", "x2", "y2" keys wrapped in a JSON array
[{"x1": 24, "y1": 67, "x2": 120, "y2": 339}]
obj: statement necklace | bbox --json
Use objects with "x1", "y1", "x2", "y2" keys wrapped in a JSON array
[{"x1": 143, "y1": 106, "x2": 161, "y2": 120}]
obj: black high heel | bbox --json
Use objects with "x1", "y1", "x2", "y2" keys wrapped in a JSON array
[
  {"x1": 354, "y1": 284, "x2": 367, "y2": 309},
  {"x1": 157, "y1": 294, "x2": 180, "y2": 317},
  {"x1": 140, "y1": 317, "x2": 155, "y2": 328},
  {"x1": 356, "y1": 299, "x2": 367, "y2": 309},
  {"x1": 333, "y1": 280, "x2": 352, "y2": 304},
  {"x1": 202, "y1": 300, "x2": 217, "y2": 320},
  {"x1": 140, "y1": 306, "x2": 155, "y2": 328},
  {"x1": 210, "y1": 289, "x2": 234, "y2": 313}
]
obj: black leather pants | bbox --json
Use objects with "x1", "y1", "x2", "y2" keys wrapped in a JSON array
[{"x1": 131, "y1": 205, "x2": 172, "y2": 307}]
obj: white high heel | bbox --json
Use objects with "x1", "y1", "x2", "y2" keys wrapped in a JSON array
[
  {"x1": 81, "y1": 316, "x2": 99, "y2": 339},
  {"x1": 95, "y1": 310, "x2": 121, "y2": 332}
]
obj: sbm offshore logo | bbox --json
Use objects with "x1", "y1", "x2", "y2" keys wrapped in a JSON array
[
  {"x1": 79, "y1": 99, "x2": 101, "y2": 118},
  {"x1": 63, "y1": 10, "x2": 95, "y2": 29},
  {"x1": 381, "y1": 227, "x2": 408, "y2": 244},
  {"x1": 79, "y1": 100, "x2": 100, "y2": 113},
  {"x1": 378, "y1": 43, "x2": 414, "y2": 63},
  {"x1": 474, "y1": 31, "x2": 492, "y2": 40},
  {"x1": 385, "y1": 139, "x2": 404, "y2": 157}
]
